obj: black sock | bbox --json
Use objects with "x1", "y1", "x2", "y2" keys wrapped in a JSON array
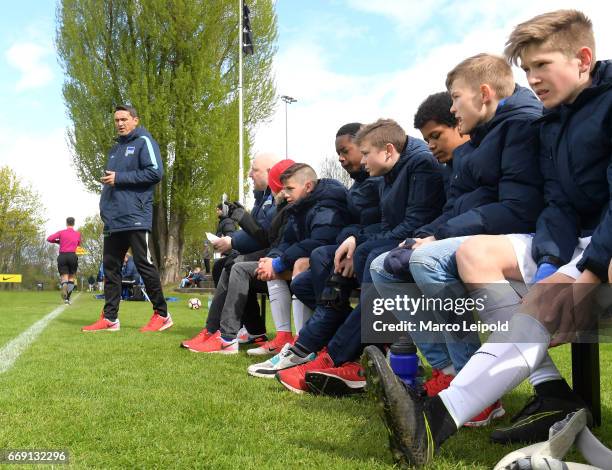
[
  {"x1": 425, "y1": 395, "x2": 458, "y2": 448},
  {"x1": 289, "y1": 342, "x2": 311, "y2": 358},
  {"x1": 534, "y1": 379, "x2": 581, "y2": 403}
]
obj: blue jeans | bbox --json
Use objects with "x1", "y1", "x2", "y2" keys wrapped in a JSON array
[
  {"x1": 409, "y1": 237, "x2": 480, "y2": 371},
  {"x1": 370, "y1": 237, "x2": 480, "y2": 372},
  {"x1": 370, "y1": 250, "x2": 453, "y2": 370}
]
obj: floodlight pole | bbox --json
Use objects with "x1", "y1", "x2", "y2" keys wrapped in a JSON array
[{"x1": 280, "y1": 95, "x2": 297, "y2": 159}]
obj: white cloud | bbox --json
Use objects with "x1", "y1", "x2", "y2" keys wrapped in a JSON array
[
  {"x1": 254, "y1": 1, "x2": 612, "y2": 177},
  {"x1": 5, "y1": 42, "x2": 54, "y2": 91},
  {"x1": 0, "y1": 127, "x2": 100, "y2": 233}
]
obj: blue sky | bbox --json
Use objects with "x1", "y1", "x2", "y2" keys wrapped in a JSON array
[
  {"x1": 0, "y1": 1, "x2": 61, "y2": 132},
  {"x1": 1, "y1": 0, "x2": 610, "y2": 232}
]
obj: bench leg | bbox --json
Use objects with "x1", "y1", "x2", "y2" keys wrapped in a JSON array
[{"x1": 571, "y1": 342, "x2": 600, "y2": 426}]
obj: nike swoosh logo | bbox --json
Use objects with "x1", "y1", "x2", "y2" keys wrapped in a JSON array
[
  {"x1": 221, "y1": 342, "x2": 235, "y2": 350},
  {"x1": 497, "y1": 410, "x2": 564, "y2": 431},
  {"x1": 2, "y1": 276, "x2": 14, "y2": 281}
]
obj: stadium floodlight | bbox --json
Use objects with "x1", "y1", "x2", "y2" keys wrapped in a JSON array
[{"x1": 280, "y1": 95, "x2": 297, "y2": 159}]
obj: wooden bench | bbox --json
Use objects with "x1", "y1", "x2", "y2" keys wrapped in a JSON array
[{"x1": 173, "y1": 287, "x2": 215, "y2": 294}]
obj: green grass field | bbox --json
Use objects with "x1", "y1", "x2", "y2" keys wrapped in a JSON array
[{"x1": 0, "y1": 291, "x2": 609, "y2": 469}]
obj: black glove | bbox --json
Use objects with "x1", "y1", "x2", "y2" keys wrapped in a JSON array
[{"x1": 228, "y1": 201, "x2": 246, "y2": 222}]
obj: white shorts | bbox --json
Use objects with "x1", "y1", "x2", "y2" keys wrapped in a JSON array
[{"x1": 505, "y1": 234, "x2": 592, "y2": 284}]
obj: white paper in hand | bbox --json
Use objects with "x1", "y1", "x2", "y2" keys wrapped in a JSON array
[{"x1": 206, "y1": 232, "x2": 220, "y2": 243}]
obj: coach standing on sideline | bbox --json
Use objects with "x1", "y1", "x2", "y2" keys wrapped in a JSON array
[
  {"x1": 47, "y1": 216, "x2": 81, "y2": 305},
  {"x1": 82, "y1": 105, "x2": 171, "y2": 333}
]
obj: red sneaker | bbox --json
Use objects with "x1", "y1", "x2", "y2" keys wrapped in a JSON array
[
  {"x1": 140, "y1": 312, "x2": 173, "y2": 332},
  {"x1": 305, "y1": 362, "x2": 366, "y2": 396},
  {"x1": 237, "y1": 328, "x2": 268, "y2": 345},
  {"x1": 82, "y1": 317, "x2": 120, "y2": 332},
  {"x1": 276, "y1": 349, "x2": 333, "y2": 394},
  {"x1": 181, "y1": 328, "x2": 212, "y2": 349},
  {"x1": 464, "y1": 400, "x2": 506, "y2": 427},
  {"x1": 188, "y1": 331, "x2": 238, "y2": 354},
  {"x1": 423, "y1": 369, "x2": 454, "y2": 397},
  {"x1": 246, "y1": 331, "x2": 294, "y2": 356}
]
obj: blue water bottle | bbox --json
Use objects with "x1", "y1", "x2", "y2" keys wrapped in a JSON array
[{"x1": 389, "y1": 337, "x2": 420, "y2": 389}]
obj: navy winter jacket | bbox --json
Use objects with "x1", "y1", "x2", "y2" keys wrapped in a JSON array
[
  {"x1": 348, "y1": 169, "x2": 383, "y2": 226},
  {"x1": 415, "y1": 85, "x2": 544, "y2": 239},
  {"x1": 216, "y1": 216, "x2": 237, "y2": 237},
  {"x1": 357, "y1": 136, "x2": 445, "y2": 244},
  {"x1": 230, "y1": 188, "x2": 276, "y2": 253},
  {"x1": 441, "y1": 162, "x2": 453, "y2": 195},
  {"x1": 336, "y1": 169, "x2": 383, "y2": 243},
  {"x1": 268, "y1": 178, "x2": 350, "y2": 271},
  {"x1": 534, "y1": 60, "x2": 612, "y2": 281},
  {"x1": 100, "y1": 127, "x2": 163, "y2": 233}
]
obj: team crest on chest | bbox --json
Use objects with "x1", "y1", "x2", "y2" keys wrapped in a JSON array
[{"x1": 125, "y1": 146, "x2": 136, "y2": 156}]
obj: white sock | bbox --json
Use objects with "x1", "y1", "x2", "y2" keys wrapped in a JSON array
[
  {"x1": 439, "y1": 313, "x2": 551, "y2": 427},
  {"x1": 267, "y1": 280, "x2": 292, "y2": 332},
  {"x1": 471, "y1": 282, "x2": 522, "y2": 324},
  {"x1": 291, "y1": 296, "x2": 313, "y2": 334},
  {"x1": 471, "y1": 282, "x2": 562, "y2": 388},
  {"x1": 441, "y1": 364, "x2": 457, "y2": 376},
  {"x1": 528, "y1": 353, "x2": 562, "y2": 386}
]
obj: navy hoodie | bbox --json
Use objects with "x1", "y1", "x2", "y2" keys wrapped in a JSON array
[
  {"x1": 415, "y1": 85, "x2": 544, "y2": 239},
  {"x1": 100, "y1": 126, "x2": 163, "y2": 233},
  {"x1": 357, "y1": 136, "x2": 445, "y2": 244},
  {"x1": 535, "y1": 60, "x2": 612, "y2": 281},
  {"x1": 268, "y1": 178, "x2": 350, "y2": 271}
]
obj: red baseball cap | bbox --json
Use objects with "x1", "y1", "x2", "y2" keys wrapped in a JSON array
[{"x1": 268, "y1": 159, "x2": 296, "y2": 193}]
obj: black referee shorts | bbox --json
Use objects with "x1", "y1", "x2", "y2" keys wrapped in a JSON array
[{"x1": 57, "y1": 252, "x2": 78, "y2": 275}]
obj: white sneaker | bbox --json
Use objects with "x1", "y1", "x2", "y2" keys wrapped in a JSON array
[{"x1": 247, "y1": 343, "x2": 315, "y2": 379}]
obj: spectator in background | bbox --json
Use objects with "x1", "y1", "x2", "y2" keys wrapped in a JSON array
[
  {"x1": 203, "y1": 241, "x2": 212, "y2": 274},
  {"x1": 211, "y1": 203, "x2": 238, "y2": 286},
  {"x1": 121, "y1": 253, "x2": 140, "y2": 300},
  {"x1": 87, "y1": 275, "x2": 96, "y2": 292},
  {"x1": 180, "y1": 267, "x2": 204, "y2": 288},
  {"x1": 215, "y1": 203, "x2": 237, "y2": 237},
  {"x1": 96, "y1": 263, "x2": 105, "y2": 291}
]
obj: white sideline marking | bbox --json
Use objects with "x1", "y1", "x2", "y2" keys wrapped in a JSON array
[{"x1": 0, "y1": 294, "x2": 80, "y2": 374}]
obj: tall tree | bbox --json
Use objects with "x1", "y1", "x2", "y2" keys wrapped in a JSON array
[
  {"x1": 77, "y1": 215, "x2": 105, "y2": 278},
  {"x1": 56, "y1": 0, "x2": 277, "y2": 282},
  {"x1": 318, "y1": 156, "x2": 353, "y2": 188},
  {"x1": 0, "y1": 166, "x2": 50, "y2": 289}
]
